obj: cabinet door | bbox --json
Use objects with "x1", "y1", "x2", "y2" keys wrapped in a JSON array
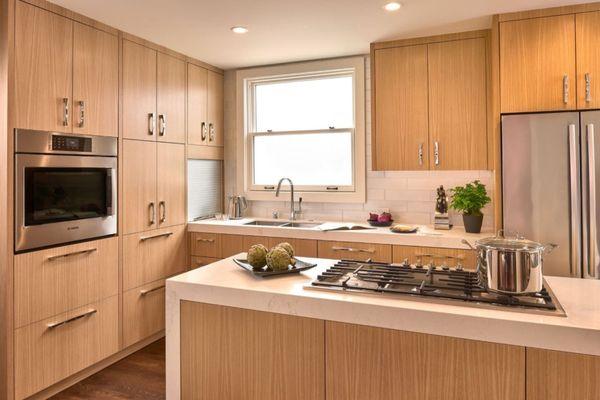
[
  {"x1": 123, "y1": 40, "x2": 157, "y2": 140},
  {"x1": 576, "y1": 12, "x2": 600, "y2": 109},
  {"x1": 500, "y1": 15, "x2": 576, "y2": 112},
  {"x1": 72, "y1": 23, "x2": 118, "y2": 137},
  {"x1": 123, "y1": 140, "x2": 157, "y2": 234},
  {"x1": 428, "y1": 38, "x2": 488, "y2": 170},
  {"x1": 157, "y1": 143, "x2": 186, "y2": 227},
  {"x1": 372, "y1": 45, "x2": 429, "y2": 171},
  {"x1": 123, "y1": 279, "x2": 166, "y2": 348},
  {"x1": 157, "y1": 53, "x2": 186, "y2": 143},
  {"x1": 207, "y1": 71, "x2": 224, "y2": 147},
  {"x1": 14, "y1": 1, "x2": 73, "y2": 132},
  {"x1": 268, "y1": 237, "x2": 318, "y2": 258},
  {"x1": 187, "y1": 64, "x2": 209, "y2": 145},
  {"x1": 317, "y1": 241, "x2": 392, "y2": 263},
  {"x1": 392, "y1": 245, "x2": 477, "y2": 270}
]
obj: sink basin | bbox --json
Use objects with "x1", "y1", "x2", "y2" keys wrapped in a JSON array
[
  {"x1": 281, "y1": 222, "x2": 322, "y2": 229},
  {"x1": 243, "y1": 220, "x2": 287, "y2": 227}
]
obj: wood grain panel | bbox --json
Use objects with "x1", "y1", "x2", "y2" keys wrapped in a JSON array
[
  {"x1": 428, "y1": 38, "x2": 488, "y2": 170},
  {"x1": 122, "y1": 224, "x2": 187, "y2": 291},
  {"x1": 14, "y1": 237, "x2": 118, "y2": 329},
  {"x1": 371, "y1": 29, "x2": 489, "y2": 51},
  {"x1": 318, "y1": 240, "x2": 392, "y2": 263},
  {"x1": 576, "y1": 11, "x2": 600, "y2": 109},
  {"x1": 187, "y1": 63, "x2": 208, "y2": 146},
  {"x1": 122, "y1": 139, "x2": 156, "y2": 234},
  {"x1": 187, "y1": 143, "x2": 224, "y2": 160},
  {"x1": 326, "y1": 321, "x2": 525, "y2": 400},
  {"x1": 72, "y1": 22, "x2": 118, "y2": 137},
  {"x1": 191, "y1": 256, "x2": 220, "y2": 269},
  {"x1": 268, "y1": 237, "x2": 318, "y2": 257},
  {"x1": 122, "y1": 280, "x2": 166, "y2": 348},
  {"x1": 220, "y1": 234, "x2": 245, "y2": 258},
  {"x1": 15, "y1": 0, "x2": 72, "y2": 132},
  {"x1": 242, "y1": 235, "x2": 269, "y2": 250},
  {"x1": 392, "y1": 245, "x2": 477, "y2": 270},
  {"x1": 180, "y1": 302, "x2": 325, "y2": 400},
  {"x1": 527, "y1": 348, "x2": 600, "y2": 400},
  {"x1": 207, "y1": 70, "x2": 224, "y2": 147},
  {"x1": 372, "y1": 45, "x2": 429, "y2": 170},
  {"x1": 500, "y1": 15, "x2": 576, "y2": 112},
  {"x1": 14, "y1": 296, "x2": 119, "y2": 400},
  {"x1": 190, "y1": 232, "x2": 221, "y2": 258},
  {"x1": 157, "y1": 52, "x2": 185, "y2": 143},
  {"x1": 122, "y1": 40, "x2": 157, "y2": 141},
  {"x1": 157, "y1": 142, "x2": 186, "y2": 228}
]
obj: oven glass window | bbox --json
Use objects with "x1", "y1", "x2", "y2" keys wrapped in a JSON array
[{"x1": 24, "y1": 168, "x2": 110, "y2": 226}]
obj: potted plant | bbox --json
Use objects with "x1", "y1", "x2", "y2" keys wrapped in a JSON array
[{"x1": 449, "y1": 180, "x2": 491, "y2": 233}]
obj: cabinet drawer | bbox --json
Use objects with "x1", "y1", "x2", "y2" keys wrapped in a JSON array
[
  {"x1": 123, "y1": 224, "x2": 187, "y2": 291},
  {"x1": 392, "y1": 245, "x2": 477, "y2": 270},
  {"x1": 268, "y1": 237, "x2": 318, "y2": 258},
  {"x1": 221, "y1": 234, "x2": 246, "y2": 258},
  {"x1": 318, "y1": 241, "x2": 392, "y2": 263},
  {"x1": 14, "y1": 237, "x2": 118, "y2": 328},
  {"x1": 190, "y1": 232, "x2": 221, "y2": 257},
  {"x1": 123, "y1": 280, "x2": 166, "y2": 348},
  {"x1": 14, "y1": 296, "x2": 119, "y2": 399},
  {"x1": 191, "y1": 256, "x2": 220, "y2": 269}
]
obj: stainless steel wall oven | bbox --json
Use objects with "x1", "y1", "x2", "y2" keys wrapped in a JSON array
[{"x1": 15, "y1": 129, "x2": 117, "y2": 252}]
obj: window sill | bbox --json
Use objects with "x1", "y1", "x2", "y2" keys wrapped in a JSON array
[{"x1": 244, "y1": 190, "x2": 365, "y2": 204}]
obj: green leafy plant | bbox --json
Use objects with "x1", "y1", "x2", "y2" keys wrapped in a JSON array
[{"x1": 449, "y1": 180, "x2": 491, "y2": 216}]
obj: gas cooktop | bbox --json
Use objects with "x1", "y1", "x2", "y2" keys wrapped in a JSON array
[{"x1": 307, "y1": 260, "x2": 566, "y2": 316}]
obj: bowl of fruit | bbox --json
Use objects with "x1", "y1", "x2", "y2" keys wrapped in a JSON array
[{"x1": 367, "y1": 212, "x2": 394, "y2": 227}]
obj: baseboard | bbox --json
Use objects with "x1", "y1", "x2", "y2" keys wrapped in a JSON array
[{"x1": 25, "y1": 331, "x2": 165, "y2": 400}]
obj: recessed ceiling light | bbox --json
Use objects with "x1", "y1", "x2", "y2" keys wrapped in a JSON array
[
  {"x1": 231, "y1": 26, "x2": 248, "y2": 34},
  {"x1": 383, "y1": 2, "x2": 402, "y2": 11}
]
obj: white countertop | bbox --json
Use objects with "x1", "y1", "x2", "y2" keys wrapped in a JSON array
[
  {"x1": 188, "y1": 218, "x2": 491, "y2": 249},
  {"x1": 166, "y1": 255, "x2": 600, "y2": 356}
]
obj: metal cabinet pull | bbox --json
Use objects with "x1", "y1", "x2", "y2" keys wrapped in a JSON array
[
  {"x1": 158, "y1": 114, "x2": 166, "y2": 136},
  {"x1": 140, "y1": 285, "x2": 165, "y2": 296},
  {"x1": 159, "y1": 200, "x2": 166, "y2": 223},
  {"x1": 331, "y1": 246, "x2": 375, "y2": 254},
  {"x1": 47, "y1": 248, "x2": 97, "y2": 261},
  {"x1": 148, "y1": 113, "x2": 156, "y2": 135},
  {"x1": 77, "y1": 100, "x2": 85, "y2": 127},
  {"x1": 196, "y1": 238, "x2": 215, "y2": 243},
  {"x1": 587, "y1": 124, "x2": 597, "y2": 278},
  {"x1": 62, "y1": 98, "x2": 69, "y2": 126},
  {"x1": 208, "y1": 123, "x2": 215, "y2": 142},
  {"x1": 563, "y1": 75, "x2": 570, "y2": 104},
  {"x1": 47, "y1": 309, "x2": 97, "y2": 329},
  {"x1": 434, "y1": 141, "x2": 440, "y2": 166},
  {"x1": 586, "y1": 73, "x2": 592, "y2": 103},
  {"x1": 201, "y1": 122, "x2": 207, "y2": 141},
  {"x1": 149, "y1": 202, "x2": 156, "y2": 225},
  {"x1": 418, "y1": 143, "x2": 424, "y2": 165},
  {"x1": 140, "y1": 231, "x2": 173, "y2": 241}
]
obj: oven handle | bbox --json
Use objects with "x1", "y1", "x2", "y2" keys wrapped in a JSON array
[{"x1": 106, "y1": 168, "x2": 115, "y2": 216}]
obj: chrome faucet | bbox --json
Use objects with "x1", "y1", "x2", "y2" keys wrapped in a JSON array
[{"x1": 275, "y1": 177, "x2": 301, "y2": 220}]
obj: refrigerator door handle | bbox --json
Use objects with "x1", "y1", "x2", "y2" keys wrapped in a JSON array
[
  {"x1": 587, "y1": 123, "x2": 598, "y2": 278},
  {"x1": 568, "y1": 124, "x2": 581, "y2": 277}
]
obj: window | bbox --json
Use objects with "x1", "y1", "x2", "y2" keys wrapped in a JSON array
[{"x1": 238, "y1": 57, "x2": 366, "y2": 202}]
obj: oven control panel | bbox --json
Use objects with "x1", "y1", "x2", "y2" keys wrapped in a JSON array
[{"x1": 51, "y1": 135, "x2": 92, "y2": 152}]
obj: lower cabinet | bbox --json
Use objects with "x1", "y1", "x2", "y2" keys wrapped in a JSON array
[
  {"x1": 191, "y1": 256, "x2": 220, "y2": 269},
  {"x1": 318, "y1": 240, "x2": 392, "y2": 263},
  {"x1": 180, "y1": 301, "x2": 325, "y2": 400},
  {"x1": 123, "y1": 280, "x2": 166, "y2": 348},
  {"x1": 14, "y1": 296, "x2": 119, "y2": 399}
]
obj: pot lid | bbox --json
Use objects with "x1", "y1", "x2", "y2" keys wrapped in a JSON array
[{"x1": 475, "y1": 231, "x2": 545, "y2": 251}]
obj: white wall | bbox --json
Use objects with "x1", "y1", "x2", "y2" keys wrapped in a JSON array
[{"x1": 224, "y1": 58, "x2": 494, "y2": 229}]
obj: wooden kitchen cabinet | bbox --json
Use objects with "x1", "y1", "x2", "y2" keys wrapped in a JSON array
[
  {"x1": 72, "y1": 22, "x2": 118, "y2": 136},
  {"x1": 187, "y1": 64, "x2": 224, "y2": 147},
  {"x1": 191, "y1": 232, "x2": 222, "y2": 258},
  {"x1": 157, "y1": 142, "x2": 186, "y2": 227},
  {"x1": 180, "y1": 302, "x2": 325, "y2": 400},
  {"x1": 318, "y1": 240, "x2": 392, "y2": 263},
  {"x1": 123, "y1": 140, "x2": 157, "y2": 234},
  {"x1": 123, "y1": 279, "x2": 167, "y2": 348},
  {"x1": 428, "y1": 38, "x2": 488, "y2": 170},
  {"x1": 207, "y1": 70, "x2": 224, "y2": 146},
  {"x1": 326, "y1": 321, "x2": 525, "y2": 400},
  {"x1": 14, "y1": 1, "x2": 73, "y2": 132},
  {"x1": 527, "y1": 348, "x2": 600, "y2": 400},
  {"x1": 576, "y1": 11, "x2": 600, "y2": 109},
  {"x1": 392, "y1": 245, "x2": 477, "y2": 269},
  {"x1": 123, "y1": 40, "x2": 158, "y2": 141},
  {"x1": 268, "y1": 237, "x2": 318, "y2": 257},
  {"x1": 500, "y1": 15, "x2": 576, "y2": 113},
  {"x1": 157, "y1": 53, "x2": 186, "y2": 143},
  {"x1": 191, "y1": 256, "x2": 220, "y2": 269},
  {"x1": 372, "y1": 45, "x2": 429, "y2": 171}
]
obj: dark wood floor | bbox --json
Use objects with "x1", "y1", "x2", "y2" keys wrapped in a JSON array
[{"x1": 50, "y1": 339, "x2": 166, "y2": 400}]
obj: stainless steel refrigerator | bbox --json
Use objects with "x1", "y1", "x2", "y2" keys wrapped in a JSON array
[{"x1": 502, "y1": 111, "x2": 600, "y2": 278}]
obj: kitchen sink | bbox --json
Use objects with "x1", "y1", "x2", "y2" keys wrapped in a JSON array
[
  {"x1": 243, "y1": 220, "x2": 287, "y2": 226},
  {"x1": 243, "y1": 220, "x2": 322, "y2": 229}
]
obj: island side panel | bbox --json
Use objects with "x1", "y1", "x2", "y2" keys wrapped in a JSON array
[
  {"x1": 325, "y1": 320, "x2": 525, "y2": 400},
  {"x1": 179, "y1": 301, "x2": 325, "y2": 400}
]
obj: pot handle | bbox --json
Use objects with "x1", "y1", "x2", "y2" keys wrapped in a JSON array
[
  {"x1": 543, "y1": 243, "x2": 558, "y2": 255},
  {"x1": 461, "y1": 239, "x2": 476, "y2": 251}
]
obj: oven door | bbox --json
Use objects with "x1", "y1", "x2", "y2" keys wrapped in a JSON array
[{"x1": 15, "y1": 153, "x2": 117, "y2": 252}]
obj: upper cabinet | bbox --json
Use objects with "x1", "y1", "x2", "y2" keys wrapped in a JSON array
[
  {"x1": 576, "y1": 11, "x2": 600, "y2": 110},
  {"x1": 371, "y1": 32, "x2": 489, "y2": 171},
  {"x1": 187, "y1": 63, "x2": 224, "y2": 147},
  {"x1": 14, "y1": 1, "x2": 118, "y2": 135},
  {"x1": 123, "y1": 40, "x2": 185, "y2": 143},
  {"x1": 500, "y1": 15, "x2": 576, "y2": 113}
]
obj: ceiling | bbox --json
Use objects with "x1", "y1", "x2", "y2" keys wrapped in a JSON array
[{"x1": 49, "y1": 0, "x2": 590, "y2": 70}]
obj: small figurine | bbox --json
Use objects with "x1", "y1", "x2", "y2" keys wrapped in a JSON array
[{"x1": 436, "y1": 186, "x2": 448, "y2": 215}]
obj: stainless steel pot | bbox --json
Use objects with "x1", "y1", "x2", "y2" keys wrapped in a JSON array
[{"x1": 462, "y1": 232, "x2": 557, "y2": 295}]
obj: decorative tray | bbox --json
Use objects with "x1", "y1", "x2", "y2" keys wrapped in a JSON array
[{"x1": 233, "y1": 258, "x2": 317, "y2": 277}]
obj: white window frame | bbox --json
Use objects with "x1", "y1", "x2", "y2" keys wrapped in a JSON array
[{"x1": 235, "y1": 56, "x2": 366, "y2": 203}]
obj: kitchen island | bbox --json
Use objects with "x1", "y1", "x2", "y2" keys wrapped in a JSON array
[{"x1": 166, "y1": 255, "x2": 600, "y2": 400}]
